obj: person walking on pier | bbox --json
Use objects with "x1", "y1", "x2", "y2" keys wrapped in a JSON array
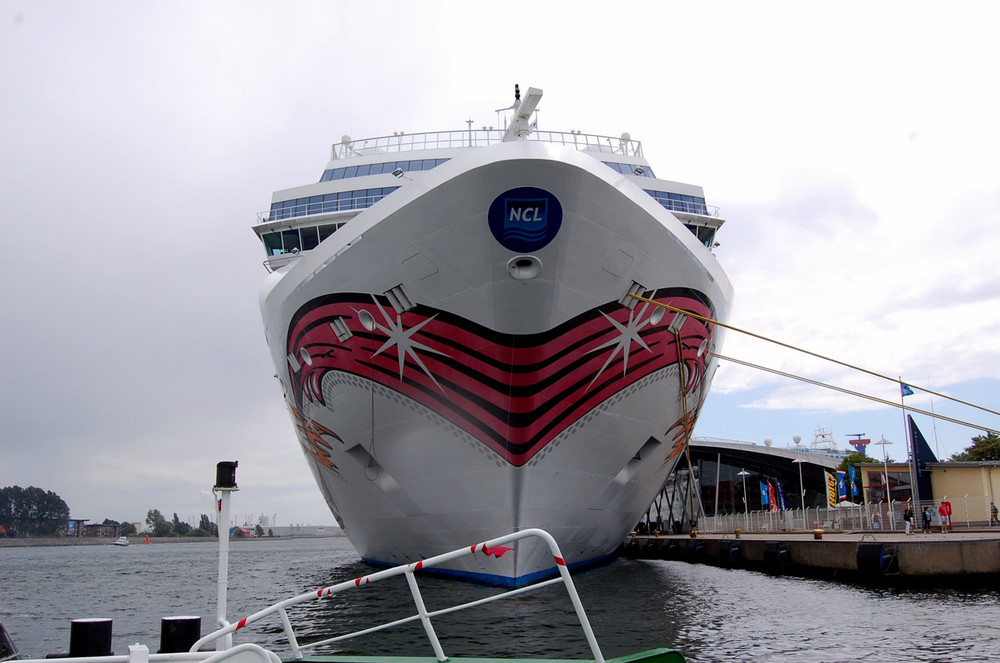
[
  {"x1": 991, "y1": 502, "x2": 998, "y2": 526},
  {"x1": 922, "y1": 506, "x2": 932, "y2": 533},
  {"x1": 904, "y1": 507, "x2": 913, "y2": 535}
]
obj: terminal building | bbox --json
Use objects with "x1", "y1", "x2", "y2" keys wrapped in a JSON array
[
  {"x1": 644, "y1": 430, "x2": 858, "y2": 533},
  {"x1": 644, "y1": 422, "x2": 1000, "y2": 533}
]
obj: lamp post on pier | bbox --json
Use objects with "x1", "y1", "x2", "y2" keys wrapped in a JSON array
[
  {"x1": 737, "y1": 469, "x2": 751, "y2": 531},
  {"x1": 793, "y1": 458, "x2": 806, "y2": 531},
  {"x1": 874, "y1": 437, "x2": 893, "y2": 530}
]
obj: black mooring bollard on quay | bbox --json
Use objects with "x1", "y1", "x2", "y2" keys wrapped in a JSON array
[
  {"x1": 69, "y1": 618, "x2": 113, "y2": 657},
  {"x1": 158, "y1": 616, "x2": 202, "y2": 653}
]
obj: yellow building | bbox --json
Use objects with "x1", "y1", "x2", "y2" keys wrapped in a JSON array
[
  {"x1": 859, "y1": 461, "x2": 1000, "y2": 525},
  {"x1": 930, "y1": 462, "x2": 1000, "y2": 524}
]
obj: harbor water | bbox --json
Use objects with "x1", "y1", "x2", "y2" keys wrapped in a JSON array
[{"x1": 2, "y1": 536, "x2": 998, "y2": 662}]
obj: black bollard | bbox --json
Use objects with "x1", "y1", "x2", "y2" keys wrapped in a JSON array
[
  {"x1": 158, "y1": 616, "x2": 201, "y2": 653},
  {"x1": 68, "y1": 618, "x2": 113, "y2": 657}
]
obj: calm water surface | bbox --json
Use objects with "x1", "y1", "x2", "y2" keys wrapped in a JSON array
[{"x1": 2, "y1": 537, "x2": 998, "y2": 662}]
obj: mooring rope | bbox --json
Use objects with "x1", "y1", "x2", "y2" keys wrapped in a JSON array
[{"x1": 627, "y1": 293, "x2": 1000, "y2": 431}]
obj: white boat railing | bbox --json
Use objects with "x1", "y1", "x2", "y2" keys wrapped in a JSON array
[
  {"x1": 191, "y1": 528, "x2": 606, "y2": 663},
  {"x1": 332, "y1": 129, "x2": 643, "y2": 159}
]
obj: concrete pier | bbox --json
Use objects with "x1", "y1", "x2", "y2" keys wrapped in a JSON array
[{"x1": 620, "y1": 530, "x2": 1000, "y2": 584}]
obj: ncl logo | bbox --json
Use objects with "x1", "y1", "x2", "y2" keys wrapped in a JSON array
[
  {"x1": 505, "y1": 197, "x2": 547, "y2": 230},
  {"x1": 489, "y1": 187, "x2": 562, "y2": 253}
]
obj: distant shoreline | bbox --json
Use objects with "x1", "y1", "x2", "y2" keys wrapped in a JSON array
[{"x1": 0, "y1": 533, "x2": 344, "y2": 548}]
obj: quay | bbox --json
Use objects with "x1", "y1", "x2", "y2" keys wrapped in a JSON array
[{"x1": 620, "y1": 530, "x2": 1000, "y2": 584}]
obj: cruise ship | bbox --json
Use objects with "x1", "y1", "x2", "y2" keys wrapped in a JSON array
[{"x1": 254, "y1": 86, "x2": 733, "y2": 585}]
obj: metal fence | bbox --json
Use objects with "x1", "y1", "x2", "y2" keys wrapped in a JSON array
[{"x1": 697, "y1": 498, "x2": 999, "y2": 534}]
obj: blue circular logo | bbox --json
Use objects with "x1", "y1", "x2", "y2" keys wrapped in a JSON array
[{"x1": 488, "y1": 187, "x2": 563, "y2": 252}]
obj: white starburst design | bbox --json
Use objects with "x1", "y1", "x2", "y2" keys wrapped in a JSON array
[
  {"x1": 356, "y1": 298, "x2": 449, "y2": 393},
  {"x1": 587, "y1": 303, "x2": 655, "y2": 389}
]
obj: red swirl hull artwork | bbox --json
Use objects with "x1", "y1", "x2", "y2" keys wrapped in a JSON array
[{"x1": 286, "y1": 289, "x2": 716, "y2": 467}]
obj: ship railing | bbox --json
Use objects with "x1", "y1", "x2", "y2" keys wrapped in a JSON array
[
  {"x1": 256, "y1": 191, "x2": 390, "y2": 224},
  {"x1": 332, "y1": 129, "x2": 643, "y2": 159},
  {"x1": 191, "y1": 528, "x2": 606, "y2": 663}
]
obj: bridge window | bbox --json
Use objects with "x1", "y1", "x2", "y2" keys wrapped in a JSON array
[
  {"x1": 268, "y1": 187, "x2": 400, "y2": 221},
  {"x1": 260, "y1": 222, "x2": 348, "y2": 256},
  {"x1": 320, "y1": 158, "x2": 450, "y2": 182},
  {"x1": 604, "y1": 161, "x2": 656, "y2": 178},
  {"x1": 644, "y1": 189, "x2": 709, "y2": 216},
  {"x1": 683, "y1": 224, "x2": 716, "y2": 249},
  {"x1": 300, "y1": 226, "x2": 319, "y2": 251},
  {"x1": 281, "y1": 229, "x2": 300, "y2": 253}
]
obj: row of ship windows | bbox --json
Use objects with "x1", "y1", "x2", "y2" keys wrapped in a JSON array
[
  {"x1": 268, "y1": 187, "x2": 401, "y2": 220},
  {"x1": 320, "y1": 158, "x2": 451, "y2": 182},
  {"x1": 262, "y1": 217, "x2": 715, "y2": 256},
  {"x1": 644, "y1": 190, "x2": 709, "y2": 216},
  {"x1": 261, "y1": 200, "x2": 714, "y2": 257},
  {"x1": 319, "y1": 158, "x2": 655, "y2": 183},
  {"x1": 268, "y1": 186, "x2": 704, "y2": 225},
  {"x1": 604, "y1": 161, "x2": 656, "y2": 178},
  {"x1": 261, "y1": 221, "x2": 349, "y2": 255}
]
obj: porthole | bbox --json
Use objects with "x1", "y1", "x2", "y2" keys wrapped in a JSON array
[{"x1": 507, "y1": 255, "x2": 542, "y2": 280}]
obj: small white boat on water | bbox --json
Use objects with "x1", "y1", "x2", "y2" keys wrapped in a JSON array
[{"x1": 112, "y1": 536, "x2": 129, "y2": 547}]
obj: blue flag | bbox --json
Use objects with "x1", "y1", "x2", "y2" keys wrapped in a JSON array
[
  {"x1": 836, "y1": 470, "x2": 848, "y2": 501},
  {"x1": 901, "y1": 383, "x2": 914, "y2": 397},
  {"x1": 776, "y1": 480, "x2": 787, "y2": 511},
  {"x1": 848, "y1": 466, "x2": 859, "y2": 497},
  {"x1": 760, "y1": 481, "x2": 770, "y2": 506}
]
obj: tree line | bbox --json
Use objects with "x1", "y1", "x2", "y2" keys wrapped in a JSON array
[
  {"x1": 144, "y1": 509, "x2": 219, "y2": 537},
  {"x1": 0, "y1": 485, "x2": 221, "y2": 538},
  {"x1": 0, "y1": 486, "x2": 70, "y2": 536}
]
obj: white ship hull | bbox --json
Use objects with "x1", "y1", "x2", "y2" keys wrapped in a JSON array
[{"x1": 257, "y1": 111, "x2": 732, "y2": 585}]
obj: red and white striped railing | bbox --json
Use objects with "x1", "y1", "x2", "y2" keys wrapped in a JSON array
[{"x1": 191, "y1": 528, "x2": 605, "y2": 663}]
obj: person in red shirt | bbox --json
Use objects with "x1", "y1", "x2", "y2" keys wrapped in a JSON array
[{"x1": 938, "y1": 501, "x2": 951, "y2": 532}]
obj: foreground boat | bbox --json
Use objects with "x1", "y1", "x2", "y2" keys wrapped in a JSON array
[{"x1": 255, "y1": 85, "x2": 733, "y2": 585}]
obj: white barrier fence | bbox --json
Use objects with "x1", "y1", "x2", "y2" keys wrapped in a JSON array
[{"x1": 697, "y1": 498, "x2": 998, "y2": 534}]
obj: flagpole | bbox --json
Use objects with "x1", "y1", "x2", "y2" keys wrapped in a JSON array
[{"x1": 900, "y1": 378, "x2": 919, "y2": 509}]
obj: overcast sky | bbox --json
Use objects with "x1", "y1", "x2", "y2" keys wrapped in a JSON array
[{"x1": 3, "y1": 2, "x2": 999, "y2": 528}]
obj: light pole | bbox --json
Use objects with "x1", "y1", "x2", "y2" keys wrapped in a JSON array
[
  {"x1": 737, "y1": 469, "x2": 751, "y2": 530},
  {"x1": 793, "y1": 458, "x2": 806, "y2": 531},
  {"x1": 213, "y1": 461, "x2": 239, "y2": 651},
  {"x1": 874, "y1": 437, "x2": 893, "y2": 530}
]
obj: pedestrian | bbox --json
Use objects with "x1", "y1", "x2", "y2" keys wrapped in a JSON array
[
  {"x1": 904, "y1": 507, "x2": 913, "y2": 535},
  {"x1": 922, "y1": 506, "x2": 932, "y2": 533},
  {"x1": 991, "y1": 502, "x2": 998, "y2": 526},
  {"x1": 938, "y1": 501, "x2": 951, "y2": 532}
]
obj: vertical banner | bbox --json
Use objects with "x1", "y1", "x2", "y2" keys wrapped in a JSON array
[
  {"x1": 825, "y1": 471, "x2": 838, "y2": 507},
  {"x1": 776, "y1": 480, "x2": 787, "y2": 511},
  {"x1": 848, "y1": 466, "x2": 859, "y2": 497},
  {"x1": 760, "y1": 481, "x2": 770, "y2": 508},
  {"x1": 767, "y1": 481, "x2": 778, "y2": 512},
  {"x1": 836, "y1": 470, "x2": 848, "y2": 501}
]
